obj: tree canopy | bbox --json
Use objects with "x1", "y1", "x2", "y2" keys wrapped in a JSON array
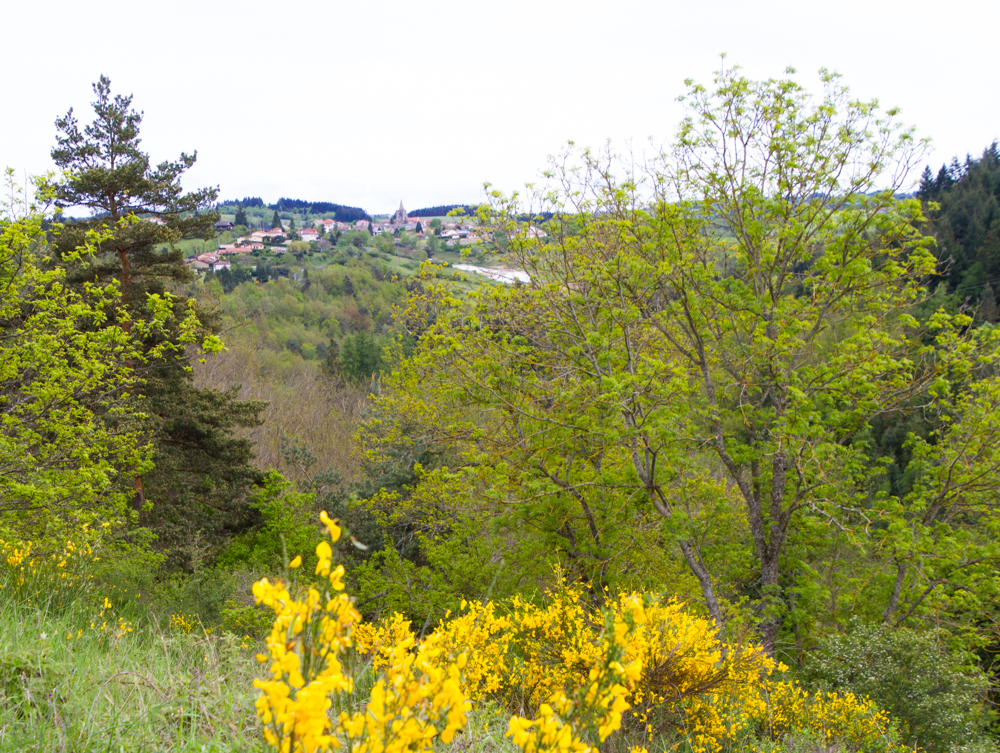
[
  {"x1": 48, "y1": 76, "x2": 267, "y2": 567},
  {"x1": 0, "y1": 171, "x2": 210, "y2": 539},
  {"x1": 358, "y1": 67, "x2": 1000, "y2": 659}
]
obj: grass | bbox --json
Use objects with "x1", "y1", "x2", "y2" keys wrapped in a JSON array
[
  {"x1": 0, "y1": 580, "x2": 524, "y2": 753},
  {"x1": 0, "y1": 596, "x2": 264, "y2": 752}
]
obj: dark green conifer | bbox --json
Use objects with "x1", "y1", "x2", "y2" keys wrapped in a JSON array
[
  {"x1": 50, "y1": 76, "x2": 267, "y2": 568},
  {"x1": 979, "y1": 284, "x2": 998, "y2": 324},
  {"x1": 341, "y1": 332, "x2": 381, "y2": 383},
  {"x1": 322, "y1": 339, "x2": 342, "y2": 379}
]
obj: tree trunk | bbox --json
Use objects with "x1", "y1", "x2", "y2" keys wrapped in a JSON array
[
  {"x1": 118, "y1": 248, "x2": 132, "y2": 334},
  {"x1": 679, "y1": 540, "x2": 723, "y2": 626}
]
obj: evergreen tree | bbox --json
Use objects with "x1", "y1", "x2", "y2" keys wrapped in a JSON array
[
  {"x1": 321, "y1": 338, "x2": 342, "y2": 379},
  {"x1": 50, "y1": 76, "x2": 267, "y2": 568},
  {"x1": 979, "y1": 284, "x2": 998, "y2": 324},
  {"x1": 234, "y1": 204, "x2": 248, "y2": 227},
  {"x1": 271, "y1": 210, "x2": 282, "y2": 230},
  {"x1": 415, "y1": 221, "x2": 423, "y2": 234},
  {"x1": 341, "y1": 332, "x2": 381, "y2": 383},
  {"x1": 342, "y1": 275, "x2": 354, "y2": 297},
  {"x1": 920, "y1": 142, "x2": 1000, "y2": 300},
  {"x1": 917, "y1": 166, "x2": 936, "y2": 201}
]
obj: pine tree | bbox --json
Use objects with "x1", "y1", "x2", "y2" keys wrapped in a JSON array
[
  {"x1": 50, "y1": 76, "x2": 267, "y2": 568},
  {"x1": 322, "y1": 339, "x2": 342, "y2": 380},
  {"x1": 935, "y1": 165, "x2": 954, "y2": 194},
  {"x1": 918, "y1": 166, "x2": 936, "y2": 201},
  {"x1": 341, "y1": 332, "x2": 381, "y2": 383},
  {"x1": 51, "y1": 76, "x2": 218, "y2": 319},
  {"x1": 271, "y1": 210, "x2": 282, "y2": 230},
  {"x1": 234, "y1": 204, "x2": 248, "y2": 227},
  {"x1": 980, "y1": 284, "x2": 998, "y2": 324}
]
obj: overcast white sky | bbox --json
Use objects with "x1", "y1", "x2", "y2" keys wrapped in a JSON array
[{"x1": 3, "y1": 0, "x2": 996, "y2": 214}]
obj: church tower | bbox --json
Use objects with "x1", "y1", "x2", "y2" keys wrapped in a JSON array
[{"x1": 394, "y1": 201, "x2": 407, "y2": 224}]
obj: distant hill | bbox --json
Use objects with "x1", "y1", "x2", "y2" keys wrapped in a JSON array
[
  {"x1": 408, "y1": 204, "x2": 479, "y2": 218},
  {"x1": 218, "y1": 197, "x2": 372, "y2": 223},
  {"x1": 273, "y1": 198, "x2": 371, "y2": 223},
  {"x1": 218, "y1": 197, "x2": 266, "y2": 208}
]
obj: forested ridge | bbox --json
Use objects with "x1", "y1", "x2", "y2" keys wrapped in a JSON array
[{"x1": 2, "y1": 69, "x2": 1000, "y2": 753}]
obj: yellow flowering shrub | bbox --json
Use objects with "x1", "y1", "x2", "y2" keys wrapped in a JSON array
[
  {"x1": 170, "y1": 613, "x2": 201, "y2": 634},
  {"x1": 255, "y1": 518, "x2": 906, "y2": 753},
  {"x1": 352, "y1": 612, "x2": 417, "y2": 672},
  {"x1": 358, "y1": 585, "x2": 907, "y2": 753},
  {"x1": 505, "y1": 596, "x2": 646, "y2": 753},
  {"x1": 252, "y1": 511, "x2": 471, "y2": 753},
  {"x1": 0, "y1": 529, "x2": 102, "y2": 603}
]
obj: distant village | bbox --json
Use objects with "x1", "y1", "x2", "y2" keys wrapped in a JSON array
[{"x1": 183, "y1": 202, "x2": 487, "y2": 273}]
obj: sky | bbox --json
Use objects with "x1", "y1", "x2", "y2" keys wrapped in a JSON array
[{"x1": 3, "y1": 0, "x2": 997, "y2": 215}]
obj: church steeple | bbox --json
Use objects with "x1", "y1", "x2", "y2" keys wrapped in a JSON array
[{"x1": 394, "y1": 201, "x2": 407, "y2": 224}]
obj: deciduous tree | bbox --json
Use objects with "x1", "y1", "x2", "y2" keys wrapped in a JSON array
[
  {"x1": 0, "y1": 171, "x2": 196, "y2": 538},
  {"x1": 362, "y1": 66, "x2": 1000, "y2": 656}
]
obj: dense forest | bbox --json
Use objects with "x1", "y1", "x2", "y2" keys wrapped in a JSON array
[
  {"x1": 918, "y1": 142, "x2": 1000, "y2": 313},
  {"x1": 217, "y1": 196, "x2": 373, "y2": 223},
  {"x1": 406, "y1": 203, "x2": 479, "y2": 217},
  {"x1": 2, "y1": 70, "x2": 1000, "y2": 753}
]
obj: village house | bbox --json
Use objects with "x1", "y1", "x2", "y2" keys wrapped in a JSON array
[
  {"x1": 217, "y1": 244, "x2": 253, "y2": 256},
  {"x1": 234, "y1": 238, "x2": 266, "y2": 250},
  {"x1": 506, "y1": 225, "x2": 547, "y2": 240}
]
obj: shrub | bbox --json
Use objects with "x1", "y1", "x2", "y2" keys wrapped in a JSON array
[
  {"x1": 253, "y1": 515, "x2": 913, "y2": 753},
  {"x1": 801, "y1": 620, "x2": 996, "y2": 753},
  {"x1": 357, "y1": 587, "x2": 907, "y2": 753}
]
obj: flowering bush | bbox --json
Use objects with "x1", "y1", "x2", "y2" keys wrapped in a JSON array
[
  {"x1": 0, "y1": 524, "x2": 112, "y2": 607},
  {"x1": 359, "y1": 587, "x2": 909, "y2": 753},
  {"x1": 252, "y1": 511, "x2": 471, "y2": 753},
  {"x1": 255, "y1": 516, "x2": 909, "y2": 753}
]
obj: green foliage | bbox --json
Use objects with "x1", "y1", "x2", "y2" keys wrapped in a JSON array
[
  {"x1": 801, "y1": 621, "x2": 996, "y2": 753},
  {"x1": 341, "y1": 332, "x2": 383, "y2": 383},
  {"x1": 216, "y1": 472, "x2": 323, "y2": 572},
  {"x1": 201, "y1": 256, "x2": 406, "y2": 388},
  {"x1": 47, "y1": 77, "x2": 267, "y2": 567},
  {"x1": 0, "y1": 171, "x2": 212, "y2": 538},
  {"x1": 358, "y1": 65, "x2": 1000, "y2": 667},
  {"x1": 918, "y1": 142, "x2": 1000, "y2": 302},
  {"x1": 136, "y1": 379, "x2": 267, "y2": 569}
]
